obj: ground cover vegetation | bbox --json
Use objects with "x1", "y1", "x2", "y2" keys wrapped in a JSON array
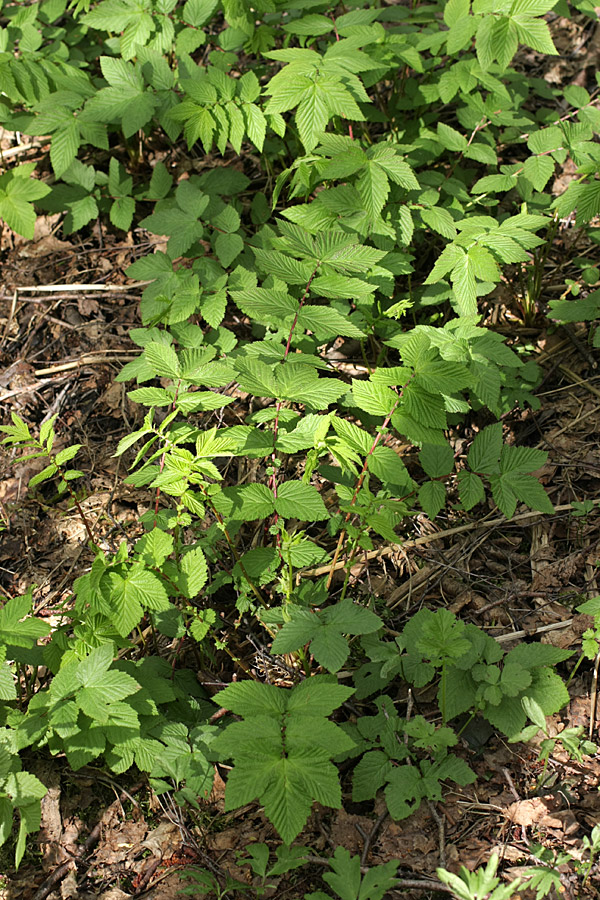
[{"x1": 1, "y1": 0, "x2": 600, "y2": 895}]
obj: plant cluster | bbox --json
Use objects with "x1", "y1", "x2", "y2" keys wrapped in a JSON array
[{"x1": 0, "y1": 0, "x2": 599, "y2": 893}]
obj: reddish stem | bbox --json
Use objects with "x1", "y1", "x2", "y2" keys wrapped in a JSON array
[
  {"x1": 153, "y1": 379, "x2": 181, "y2": 527},
  {"x1": 269, "y1": 265, "x2": 320, "y2": 498},
  {"x1": 326, "y1": 372, "x2": 416, "y2": 589}
]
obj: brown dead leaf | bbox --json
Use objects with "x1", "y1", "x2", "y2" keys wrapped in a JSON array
[
  {"x1": 209, "y1": 766, "x2": 227, "y2": 805},
  {"x1": 140, "y1": 821, "x2": 181, "y2": 859},
  {"x1": 505, "y1": 797, "x2": 564, "y2": 829},
  {"x1": 77, "y1": 295, "x2": 101, "y2": 318},
  {"x1": 541, "y1": 614, "x2": 594, "y2": 649},
  {"x1": 10, "y1": 215, "x2": 72, "y2": 258},
  {"x1": 18, "y1": 234, "x2": 73, "y2": 258},
  {"x1": 92, "y1": 820, "x2": 148, "y2": 868}
]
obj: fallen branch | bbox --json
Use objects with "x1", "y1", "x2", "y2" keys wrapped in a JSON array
[{"x1": 303, "y1": 501, "x2": 600, "y2": 581}]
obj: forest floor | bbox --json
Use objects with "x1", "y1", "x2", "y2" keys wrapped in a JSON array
[{"x1": 2, "y1": 11, "x2": 600, "y2": 900}]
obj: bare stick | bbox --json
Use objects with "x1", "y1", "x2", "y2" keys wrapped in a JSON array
[
  {"x1": 34, "y1": 352, "x2": 138, "y2": 377},
  {"x1": 15, "y1": 281, "x2": 151, "y2": 293},
  {"x1": 494, "y1": 618, "x2": 573, "y2": 644},
  {"x1": 303, "y1": 500, "x2": 600, "y2": 580},
  {"x1": 0, "y1": 138, "x2": 49, "y2": 162}
]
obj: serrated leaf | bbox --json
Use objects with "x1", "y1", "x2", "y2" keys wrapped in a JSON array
[
  {"x1": 215, "y1": 231, "x2": 243, "y2": 267},
  {"x1": 0, "y1": 595, "x2": 50, "y2": 648},
  {"x1": 421, "y1": 207, "x2": 457, "y2": 239},
  {"x1": 231, "y1": 288, "x2": 298, "y2": 324},
  {"x1": 144, "y1": 342, "x2": 180, "y2": 379},
  {"x1": 110, "y1": 195, "x2": 135, "y2": 231},
  {"x1": 352, "y1": 380, "x2": 397, "y2": 416},
  {"x1": 134, "y1": 528, "x2": 174, "y2": 567},
  {"x1": 419, "y1": 444, "x2": 454, "y2": 478},
  {"x1": 357, "y1": 161, "x2": 389, "y2": 220},
  {"x1": 522, "y1": 155, "x2": 554, "y2": 192},
  {"x1": 418, "y1": 480, "x2": 447, "y2": 519},
  {"x1": 50, "y1": 122, "x2": 80, "y2": 178},
  {"x1": 298, "y1": 306, "x2": 365, "y2": 339},
  {"x1": 437, "y1": 122, "x2": 467, "y2": 152},
  {"x1": 468, "y1": 423, "x2": 502, "y2": 474},
  {"x1": 275, "y1": 481, "x2": 329, "y2": 521},
  {"x1": 457, "y1": 471, "x2": 485, "y2": 510},
  {"x1": 179, "y1": 546, "x2": 208, "y2": 598},
  {"x1": 503, "y1": 472, "x2": 554, "y2": 514},
  {"x1": 222, "y1": 483, "x2": 275, "y2": 520},
  {"x1": 214, "y1": 678, "x2": 353, "y2": 841}
]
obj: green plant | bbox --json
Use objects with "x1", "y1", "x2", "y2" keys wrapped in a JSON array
[
  {"x1": 576, "y1": 593, "x2": 600, "y2": 661},
  {"x1": 341, "y1": 695, "x2": 476, "y2": 822},
  {"x1": 509, "y1": 696, "x2": 596, "y2": 790},
  {"x1": 356, "y1": 608, "x2": 571, "y2": 737},
  {"x1": 238, "y1": 843, "x2": 311, "y2": 897},
  {"x1": 0, "y1": 742, "x2": 46, "y2": 869},
  {"x1": 305, "y1": 847, "x2": 399, "y2": 900},
  {"x1": 0, "y1": 163, "x2": 50, "y2": 239},
  {"x1": 513, "y1": 830, "x2": 600, "y2": 899},
  {"x1": 178, "y1": 866, "x2": 252, "y2": 899},
  {"x1": 0, "y1": 0, "x2": 597, "y2": 882},
  {"x1": 437, "y1": 853, "x2": 521, "y2": 900}
]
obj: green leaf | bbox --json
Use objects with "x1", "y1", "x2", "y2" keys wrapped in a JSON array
[
  {"x1": 419, "y1": 444, "x2": 454, "y2": 478},
  {"x1": 468, "y1": 424, "x2": 502, "y2": 474},
  {"x1": 273, "y1": 601, "x2": 381, "y2": 672},
  {"x1": 421, "y1": 207, "x2": 457, "y2": 239},
  {"x1": 213, "y1": 678, "x2": 354, "y2": 842},
  {"x1": 493, "y1": 16, "x2": 519, "y2": 70},
  {"x1": 218, "y1": 681, "x2": 287, "y2": 717},
  {"x1": 50, "y1": 122, "x2": 80, "y2": 178},
  {"x1": 0, "y1": 594, "x2": 50, "y2": 648},
  {"x1": 512, "y1": 15, "x2": 558, "y2": 56},
  {"x1": 28, "y1": 463, "x2": 58, "y2": 489},
  {"x1": 502, "y1": 472, "x2": 554, "y2": 514},
  {"x1": 179, "y1": 546, "x2": 208, "y2": 599},
  {"x1": 486, "y1": 472, "x2": 514, "y2": 518},
  {"x1": 215, "y1": 232, "x2": 243, "y2": 267},
  {"x1": 134, "y1": 528, "x2": 174, "y2": 567},
  {"x1": 105, "y1": 566, "x2": 169, "y2": 637},
  {"x1": 500, "y1": 445, "x2": 547, "y2": 475},
  {"x1": 352, "y1": 750, "x2": 393, "y2": 803},
  {"x1": 110, "y1": 196, "x2": 135, "y2": 231},
  {"x1": 275, "y1": 482, "x2": 329, "y2": 521},
  {"x1": 352, "y1": 380, "x2": 397, "y2": 417},
  {"x1": 298, "y1": 306, "x2": 366, "y2": 340},
  {"x1": 418, "y1": 480, "x2": 446, "y2": 519},
  {"x1": 417, "y1": 609, "x2": 471, "y2": 665},
  {"x1": 357, "y1": 161, "x2": 390, "y2": 220},
  {"x1": 54, "y1": 445, "x2": 81, "y2": 466},
  {"x1": 0, "y1": 648, "x2": 16, "y2": 701},
  {"x1": 283, "y1": 14, "x2": 334, "y2": 36},
  {"x1": 144, "y1": 342, "x2": 180, "y2": 379},
  {"x1": 231, "y1": 288, "x2": 298, "y2": 324},
  {"x1": 451, "y1": 251, "x2": 478, "y2": 316},
  {"x1": 0, "y1": 194, "x2": 36, "y2": 240},
  {"x1": 522, "y1": 155, "x2": 554, "y2": 192},
  {"x1": 437, "y1": 122, "x2": 467, "y2": 152},
  {"x1": 183, "y1": 0, "x2": 219, "y2": 27},
  {"x1": 457, "y1": 471, "x2": 485, "y2": 510},
  {"x1": 368, "y1": 446, "x2": 414, "y2": 493}
]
